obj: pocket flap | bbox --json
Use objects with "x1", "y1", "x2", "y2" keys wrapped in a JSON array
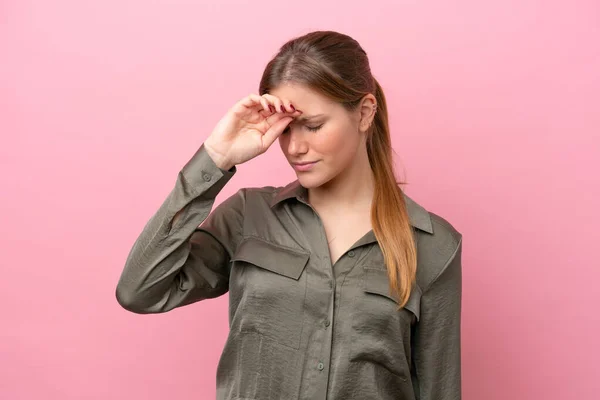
[
  {"x1": 363, "y1": 267, "x2": 422, "y2": 321},
  {"x1": 232, "y1": 236, "x2": 310, "y2": 280}
]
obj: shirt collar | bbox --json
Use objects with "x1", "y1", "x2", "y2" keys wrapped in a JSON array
[{"x1": 270, "y1": 180, "x2": 433, "y2": 234}]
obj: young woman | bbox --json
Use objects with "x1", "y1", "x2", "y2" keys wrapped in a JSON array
[{"x1": 116, "y1": 30, "x2": 463, "y2": 400}]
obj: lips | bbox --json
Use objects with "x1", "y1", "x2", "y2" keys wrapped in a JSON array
[
  {"x1": 293, "y1": 161, "x2": 317, "y2": 166},
  {"x1": 292, "y1": 161, "x2": 318, "y2": 172}
]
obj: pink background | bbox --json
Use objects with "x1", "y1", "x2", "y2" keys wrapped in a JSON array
[{"x1": 1, "y1": 1, "x2": 599, "y2": 399}]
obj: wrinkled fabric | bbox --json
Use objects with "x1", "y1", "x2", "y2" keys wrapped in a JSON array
[{"x1": 116, "y1": 143, "x2": 463, "y2": 400}]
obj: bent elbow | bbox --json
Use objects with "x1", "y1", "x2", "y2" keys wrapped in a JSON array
[{"x1": 115, "y1": 284, "x2": 150, "y2": 314}]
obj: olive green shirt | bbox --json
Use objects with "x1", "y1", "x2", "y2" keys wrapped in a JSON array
[{"x1": 116, "y1": 143, "x2": 463, "y2": 400}]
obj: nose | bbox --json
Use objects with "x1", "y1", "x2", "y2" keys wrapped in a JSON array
[{"x1": 285, "y1": 127, "x2": 309, "y2": 156}]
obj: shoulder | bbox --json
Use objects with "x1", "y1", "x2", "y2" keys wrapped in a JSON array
[
  {"x1": 237, "y1": 180, "x2": 300, "y2": 208},
  {"x1": 221, "y1": 182, "x2": 286, "y2": 202},
  {"x1": 408, "y1": 197, "x2": 463, "y2": 292},
  {"x1": 239, "y1": 184, "x2": 283, "y2": 204},
  {"x1": 428, "y1": 211, "x2": 462, "y2": 252},
  {"x1": 212, "y1": 183, "x2": 291, "y2": 222}
]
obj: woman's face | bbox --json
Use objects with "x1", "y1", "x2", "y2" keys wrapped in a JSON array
[{"x1": 269, "y1": 83, "x2": 369, "y2": 189}]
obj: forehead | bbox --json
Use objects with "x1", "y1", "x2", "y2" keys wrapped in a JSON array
[{"x1": 269, "y1": 82, "x2": 337, "y2": 110}]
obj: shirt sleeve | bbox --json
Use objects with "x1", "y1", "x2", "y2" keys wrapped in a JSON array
[
  {"x1": 115, "y1": 143, "x2": 245, "y2": 314},
  {"x1": 412, "y1": 236, "x2": 463, "y2": 400}
]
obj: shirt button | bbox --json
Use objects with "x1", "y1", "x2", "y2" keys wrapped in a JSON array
[
  {"x1": 317, "y1": 362, "x2": 324, "y2": 371},
  {"x1": 348, "y1": 250, "x2": 355, "y2": 258},
  {"x1": 324, "y1": 320, "x2": 330, "y2": 327},
  {"x1": 202, "y1": 173, "x2": 212, "y2": 182},
  {"x1": 328, "y1": 281, "x2": 333, "y2": 289}
]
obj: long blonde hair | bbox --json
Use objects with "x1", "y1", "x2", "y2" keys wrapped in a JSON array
[{"x1": 259, "y1": 31, "x2": 417, "y2": 308}]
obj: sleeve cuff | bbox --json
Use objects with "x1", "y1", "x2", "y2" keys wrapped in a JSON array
[{"x1": 180, "y1": 143, "x2": 237, "y2": 196}]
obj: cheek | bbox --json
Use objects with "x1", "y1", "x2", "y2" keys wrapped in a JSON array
[{"x1": 314, "y1": 125, "x2": 359, "y2": 156}]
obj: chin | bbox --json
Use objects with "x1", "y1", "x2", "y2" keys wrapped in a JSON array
[{"x1": 295, "y1": 171, "x2": 333, "y2": 189}]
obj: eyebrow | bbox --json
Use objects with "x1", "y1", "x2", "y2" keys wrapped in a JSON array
[{"x1": 294, "y1": 113, "x2": 325, "y2": 122}]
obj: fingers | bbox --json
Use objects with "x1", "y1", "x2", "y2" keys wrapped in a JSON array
[
  {"x1": 262, "y1": 94, "x2": 285, "y2": 113},
  {"x1": 262, "y1": 116, "x2": 294, "y2": 149},
  {"x1": 237, "y1": 93, "x2": 301, "y2": 114},
  {"x1": 263, "y1": 108, "x2": 302, "y2": 128},
  {"x1": 261, "y1": 94, "x2": 298, "y2": 113},
  {"x1": 258, "y1": 109, "x2": 272, "y2": 119},
  {"x1": 237, "y1": 94, "x2": 260, "y2": 107}
]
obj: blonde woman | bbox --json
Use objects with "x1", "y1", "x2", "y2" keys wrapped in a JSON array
[{"x1": 116, "y1": 30, "x2": 463, "y2": 400}]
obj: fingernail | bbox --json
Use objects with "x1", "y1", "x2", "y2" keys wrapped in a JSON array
[{"x1": 280, "y1": 105, "x2": 286, "y2": 112}]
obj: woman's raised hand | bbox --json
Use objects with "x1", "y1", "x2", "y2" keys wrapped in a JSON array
[{"x1": 204, "y1": 94, "x2": 302, "y2": 170}]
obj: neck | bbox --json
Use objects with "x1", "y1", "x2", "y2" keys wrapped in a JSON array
[{"x1": 308, "y1": 149, "x2": 374, "y2": 211}]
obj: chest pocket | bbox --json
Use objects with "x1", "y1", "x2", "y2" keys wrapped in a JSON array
[
  {"x1": 362, "y1": 266, "x2": 421, "y2": 322},
  {"x1": 230, "y1": 236, "x2": 310, "y2": 350},
  {"x1": 349, "y1": 266, "x2": 422, "y2": 382}
]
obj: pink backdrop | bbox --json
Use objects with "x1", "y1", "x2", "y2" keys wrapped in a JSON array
[{"x1": 1, "y1": 1, "x2": 599, "y2": 399}]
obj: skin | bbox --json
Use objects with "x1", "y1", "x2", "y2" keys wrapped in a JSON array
[
  {"x1": 203, "y1": 83, "x2": 378, "y2": 261},
  {"x1": 269, "y1": 82, "x2": 378, "y2": 212}
]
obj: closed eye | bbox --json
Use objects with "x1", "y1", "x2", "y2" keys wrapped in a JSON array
[{"x1": 282, "y1": 123, "x2": 324, "y2": 134}]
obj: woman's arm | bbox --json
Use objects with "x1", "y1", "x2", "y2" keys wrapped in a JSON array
[
  {"x1": 115, "y1": 143, "x2": 244, "y2": 314},
  {"x1": 412, "y1": 236, "x2": 463, "y2": 400}
]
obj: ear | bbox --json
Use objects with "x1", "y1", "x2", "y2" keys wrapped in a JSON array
[{"x1": 358, "y1": 94, "x2": 377, "y2": 133}]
